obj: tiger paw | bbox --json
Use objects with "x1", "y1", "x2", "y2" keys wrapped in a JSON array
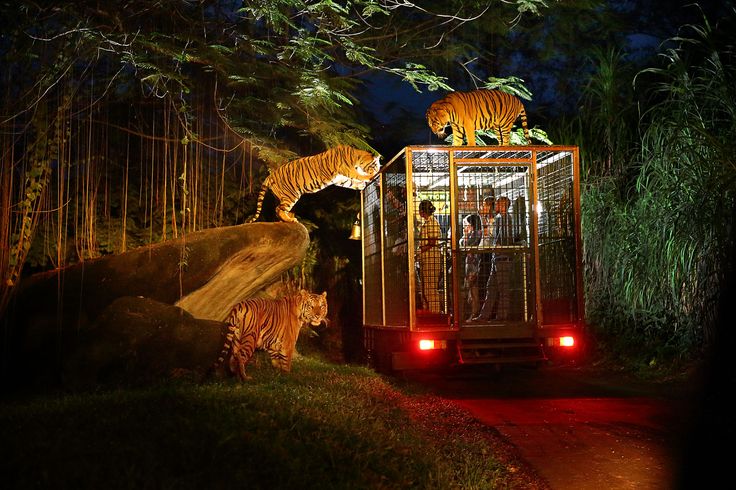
[{"x1": 277, "y1": 209, "x2": 298, "y2": 222}]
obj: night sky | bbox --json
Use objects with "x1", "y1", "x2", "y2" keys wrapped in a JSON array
[{"x1": 361, "y1": 0, "x2": 733, "y2": 156}]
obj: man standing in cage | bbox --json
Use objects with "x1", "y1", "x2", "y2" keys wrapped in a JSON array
[
  {"x1": 417, "y1": 199, "x2": 442, "y2": 312},
  {"x1": 478, "y1": 194, "x2": 496, "y2": 311},
  {"x1": 461, "y1": 213, "x2": 483, "y2": 320},
  {"x1": 479, "y1": 194, "x2": 496, "y2": 245},
  {"x1": 473, "y1": 196, "x2": 513, "y2": 321}
]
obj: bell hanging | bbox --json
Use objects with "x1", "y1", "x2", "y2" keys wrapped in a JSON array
[{"x1": 348, "y1": 214, "x2": 361, "y2": 240}]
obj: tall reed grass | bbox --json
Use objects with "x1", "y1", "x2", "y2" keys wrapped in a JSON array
[{"x1": 576, "y1": 9, "x2": 736, "y2": 362}]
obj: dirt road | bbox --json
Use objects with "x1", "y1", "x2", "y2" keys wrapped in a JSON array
[{"x1": 405, "y1": 363, "x2": 699, "y2": 490}]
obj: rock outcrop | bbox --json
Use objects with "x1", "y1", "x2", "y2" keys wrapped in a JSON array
[
  {"x1": 2, "y1": 222, "x2": 309, "y2": 391},
  {"x1": 62, "y1": 296, "x2": 226, "y2": 389}
]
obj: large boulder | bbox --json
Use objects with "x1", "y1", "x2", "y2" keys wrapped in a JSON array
[
  {"x1": 174, "y1": 224, "x2": 309, "y2": 321},
  {"x1": 2, "y1": 222, "x2": 309, "y2": 391},
  {"x1": 62, "y1": 296, "x2": 225, "y2": 389}
]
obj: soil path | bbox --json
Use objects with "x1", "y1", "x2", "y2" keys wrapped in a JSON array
[{"x1": 405, "y1": 363, "x2": 699, "y2": 490}]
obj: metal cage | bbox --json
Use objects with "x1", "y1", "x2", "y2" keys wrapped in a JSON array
[{"x1": 361, "y1": 146, "x2": 583, "y2": 370}]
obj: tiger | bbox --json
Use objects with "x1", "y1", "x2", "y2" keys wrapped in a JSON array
[
  {"x1": 426, "y1": 89, "x2": 530, "y2": 146},
  {"x1": 210, "y1": 290, "x2": 328, "y2": 381},
  {"x1": 248, "y1": 145, "x2": 381, "y2": 223}
]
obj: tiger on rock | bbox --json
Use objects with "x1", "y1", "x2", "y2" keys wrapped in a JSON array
[
  {"x1": 426, "y1": 89, "x2": 530, "y2": 146},
  {"x1": 248, "y1": 145, "x2": 381, "y2": 223},
  {"x1": 210, "y1": 290, "x2": 328, "y2": 380}
]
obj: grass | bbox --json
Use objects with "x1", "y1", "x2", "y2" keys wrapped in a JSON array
[
  {"x1": 0, "y1": 353, "x2": 540, "y2": 490},
  {"x1": 558, "y1": 11, "x2": 736, "y2": 368}
]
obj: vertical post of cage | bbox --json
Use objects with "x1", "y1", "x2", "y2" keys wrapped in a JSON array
[
  {"x1": 361, "y1": 191, "x2": 366, "y2": 327},
  {"x1": 448, "y1": 148, "x2": 460, "y2": 328},
  {"x1": 405, "y1": 148, "x2": 417, "y2": 330},
  {"x1": 530, "y1": 150, "x2": 543, "y2": 327},
  {"x1": 379, "y1": 172, "x2": 387, "y2": 327},
  {"x1": 572, "y1": 147, "x2": 585, "y2": 327}
]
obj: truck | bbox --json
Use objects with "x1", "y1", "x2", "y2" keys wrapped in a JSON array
[{"x1": 358, "y1": 145, "x2": 584, "y2": 372}]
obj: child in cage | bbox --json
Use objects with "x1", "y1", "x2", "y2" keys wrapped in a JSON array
[{"x1": 460, "y1": 213, "x2": 483, "y2": 321}]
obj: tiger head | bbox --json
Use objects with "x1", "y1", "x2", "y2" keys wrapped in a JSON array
[
  {"x1": 426, "y1": 101, "x2": 451, "y2": 138},
  {"x1": 345, "y1": 147, "x2": 381, "y2": 191},
  {"x1": 299, "y1": 290, "x2": 328, "y2": 326},
  {"x1": 353, "y1": 148, "x2": 381, "y2": 179}
]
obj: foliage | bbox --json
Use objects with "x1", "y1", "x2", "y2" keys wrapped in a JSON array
[
  {"x1": 5, "y1": 103, "x2": 54, "y2": 285},
  {"x1": 580, "y1": 8, "x2": 736, "y2": 360},
  {"x1": 0, "y1": 357, "x2": 524, "y2": 489},
  {"x1": 3, "y1": 0, "x2": 734, "y2": 368},
  {"x1": 579, "y1": 46, "x2": 639, "y2": 181},
  {"x1": 1, "y1": 1, "x2": 546, "y2": 160},
  {"x1": 483, "y1": 75, "x2": 535, "y2": 100},
  {"x1": 634, "y1": 10, "x2": 736, "y2": 343},
  {"x1": 474, "y1": 126, "x2": 553, "y2": 146},
  {"x1": 0, "y1": 0, "x2": 554, "y2": 319}
]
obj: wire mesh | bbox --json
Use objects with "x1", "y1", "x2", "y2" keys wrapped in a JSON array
[
  {"x1": 362, "y1": 178, "x2": 383, "y2": 325},
  {"x1": 361, "y1": 146, "x2": 580, "y2": 329},
  {"x1": 455, "y1": 162, "x2": 531, "y2": 323},
  {"x1": 411, "y1": 151, "x2": 451, "y2": 318},
  {"x1": 536, "y1": 151, "x2": 578, "y2": 323},
  {"x1": 382, "y1": 161, "x2": 410, "y2": 326}
]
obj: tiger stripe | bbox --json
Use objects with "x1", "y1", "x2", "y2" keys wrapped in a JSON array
[
  {"x1": 247, "y1": 145, "x2": 380, "y2": 223},
  {"x1": 426, "y1": 89, "x2": 530, "y2": 146},
  {"x1": 210, "y1": 290, "x2": 328, "y2": 381}
]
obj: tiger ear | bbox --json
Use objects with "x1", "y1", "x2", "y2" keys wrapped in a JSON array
[{"x1": 321, "y1": 291, "x2": 327, "y2": 299}]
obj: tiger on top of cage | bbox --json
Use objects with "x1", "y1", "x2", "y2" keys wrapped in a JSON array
[{"x1": 426, "y1": 89, "x2": 530, "y2": 146}]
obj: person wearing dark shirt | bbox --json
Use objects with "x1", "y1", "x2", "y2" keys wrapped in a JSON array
[
  {"x1": 473, "y1": 196, "x2": 513, "y2": 321},
  {"x1": 460, "y1": 213, "x2": 483, "y2": 321}
]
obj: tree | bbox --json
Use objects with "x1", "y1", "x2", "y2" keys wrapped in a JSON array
[{"x1": 0, "y1": 0, "x2": 556, "y2": 317}]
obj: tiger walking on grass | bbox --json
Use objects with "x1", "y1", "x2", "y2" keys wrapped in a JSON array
[{"x1": 210, "y1": 290, "x2": 328, "y2": 381}]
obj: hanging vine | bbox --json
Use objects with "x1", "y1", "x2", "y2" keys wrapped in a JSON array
[
  {"x1": 1, "y1": 94, "x2": 69, "y2": 312},
  {"x1": 0, "y1": 0, "x2": 552, "y2": 321}
]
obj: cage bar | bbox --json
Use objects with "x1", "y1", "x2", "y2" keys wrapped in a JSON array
[{"x1": 361, "y1": 146, "x2": 584, "y2": 371}]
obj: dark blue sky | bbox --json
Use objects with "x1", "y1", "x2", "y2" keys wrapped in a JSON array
[{"x1": 358, "y1": 0, "x2": 732, "y2": 157}]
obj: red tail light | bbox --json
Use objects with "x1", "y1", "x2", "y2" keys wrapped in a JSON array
[
  {"x1": 419, "y1": 339, "x2": 447, "y2": 350},
  {"x1": 547, "y1": 336, "x2": 575, "y2": 347}
]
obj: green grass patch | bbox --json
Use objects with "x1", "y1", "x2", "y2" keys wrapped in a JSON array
[{"x1": 1, "y1": 355, "x2": 527, "y2": 489}]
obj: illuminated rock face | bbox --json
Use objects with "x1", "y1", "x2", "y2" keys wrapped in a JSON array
[
  {"x1": 174, "y1": 222, "x2": 309, "y2": 321},
  {"x1": 3, "y1": 222, "x2": 309, "y2": 390}
]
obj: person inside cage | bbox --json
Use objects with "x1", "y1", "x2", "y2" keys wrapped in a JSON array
[
  {"x1": 417, "y1": 199, "x2": 442, "y2": 312},
  {"x1": 479, "y1": 194, "x2": 495, "y2": 247},
  {"x1": 478, "y1": 194, "x2": 496, "y2": 305},
  {"x1": 383, "y1": 183, "x2": 410, "y2": 306},
  {"x1": 473, "y1": 196, "x2": 514, "y2": 321},
  {"x1": 460, "y1": 213, "x2": 483, "y2": 321},
  {"x1": 384, "y1": 184, "x2": 408, "y2": 248}
]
